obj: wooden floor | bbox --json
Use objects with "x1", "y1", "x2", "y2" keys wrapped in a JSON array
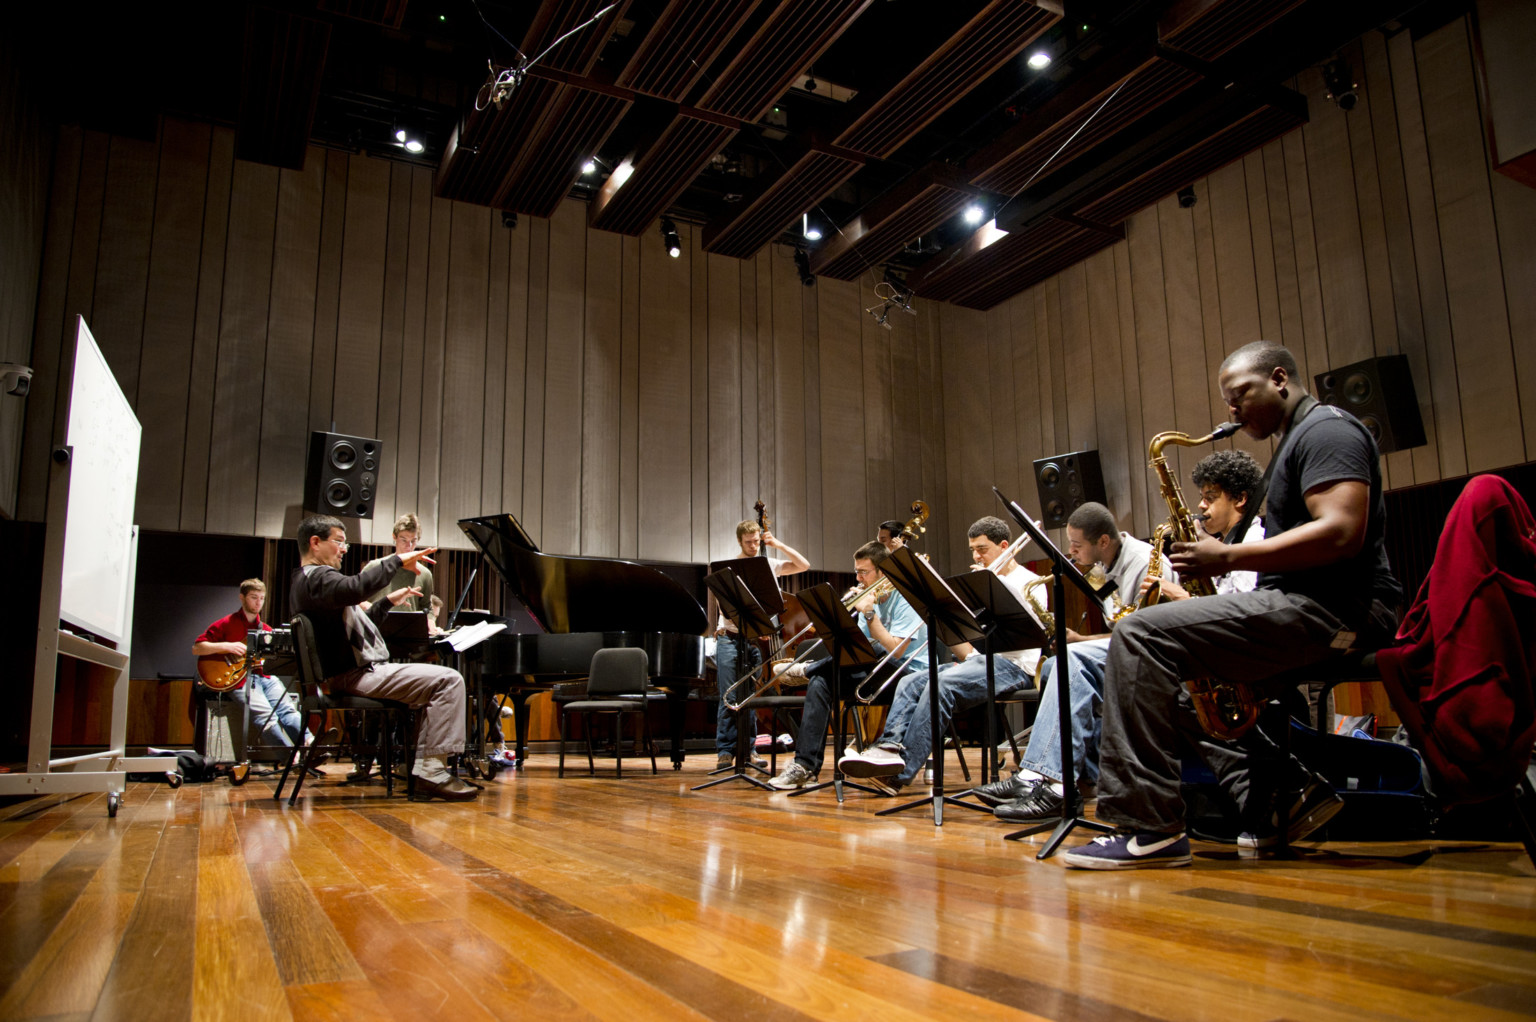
[{"x1": 2, "y1": 753, "x2": 1534, "y2": 1022}]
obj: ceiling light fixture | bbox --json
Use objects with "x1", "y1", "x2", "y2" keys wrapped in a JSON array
[
  {"x1": 794, "y1": 246, "x2": 815, "y2": 287},
  {"x1": 802, "y1": 213, "x2": 823, "y2": 242},
  {"x1": 1027, "y1": 51, "x2": 1051, "y2": 70},
  {"x1": 962, "y1": 204, "x2": 986, "y2": 226},
  {"x1": 582, "y1": 158, "x2": 598, "y2": 174},
  {"x1": 661, "y1": 216, "x2": 682, "y2": 258},
  {"x1": 1323, "y1": 58, "x2": 1358, "y2": 112}
]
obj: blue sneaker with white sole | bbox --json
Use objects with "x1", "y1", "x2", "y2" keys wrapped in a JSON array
[{"x1": 1062, "y1": 830, "x2": 1192, "y2": 870}]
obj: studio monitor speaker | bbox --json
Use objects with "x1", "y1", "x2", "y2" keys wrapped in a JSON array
[
  {"x1": 1032, "y1": 449, "x2": 1107, "y2": 529},
  {"x1": 1314, "y1": 355, "x2": 1425, "y2": 455},
  {"x1": 305, "y1": 431, "x2": 382, "y2": 519}
]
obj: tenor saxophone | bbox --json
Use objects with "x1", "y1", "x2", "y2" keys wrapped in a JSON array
[{"x1": 1146, "y1": 421, "x2": 1264, "y2": 741}]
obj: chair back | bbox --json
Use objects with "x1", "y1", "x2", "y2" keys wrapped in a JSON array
[
  {"x1": 586, "y1": 647, "x2": 649, "y2": 696},
  {"x1": 289, "y1": 613, "x2": 327, "y2": 691}
]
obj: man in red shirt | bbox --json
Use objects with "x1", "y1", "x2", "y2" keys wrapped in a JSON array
[{"x1": 193, "y1": 579, "x2": 306, "y2": 749}]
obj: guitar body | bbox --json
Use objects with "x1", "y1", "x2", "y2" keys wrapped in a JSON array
[{"x1": 197, "y1": 654, "x2": 249, "y2": 692}]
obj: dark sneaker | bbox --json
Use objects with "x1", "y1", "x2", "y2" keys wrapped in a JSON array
[
  {"x1": 1063, "y1": 831, "x2": 1192, "y2": 870},
  {"x1": 993, "y1": 784, "x2": 1064, "y2": 822},
  {"x1": 1241, "y1": 775, "x2": 1346, "y2": 853},
  {"x1": 973, "y1": 772, "x2": 1038, "y2": 808}
]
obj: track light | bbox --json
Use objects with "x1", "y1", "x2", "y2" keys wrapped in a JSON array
[
  {"x1": 1027, "y1": 51, "x2": 1051, "y2": 70},
  {"x1": 501, "y1": 211, "x2": 518, "y2": 229},
  {"x1": 794, "y1": 247, "x2": 815, "y2": 287},
  {"x1": 962, "y1": 204, "x2": 986, "y2": 226},
  {"x1": 1324, "y1": 58, "x2": 1357, "y2": 112},
  {"x1": 661, "y1": 216, "x2": 682, "y2": 258},
  {"x1": 802, "y1": 213, "x2": 823, "y2": 242},
  {"x1": 582, "y1": 158, "x2": 598, "y2": 174},
  {"x1": 1177, "y1": 186, "x2": 1196, "y2": 209}
]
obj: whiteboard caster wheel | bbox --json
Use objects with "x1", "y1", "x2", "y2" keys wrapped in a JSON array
[
  {"x1": 166, "y1": 771, "x2": 183, "y2": 789},
  {"x1": 107, "y1": 792, "x2": 121, "y2": 817}
]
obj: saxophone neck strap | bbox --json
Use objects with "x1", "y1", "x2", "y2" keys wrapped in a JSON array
[{"x1": 1222, "y1": 394, "x2": 1318, "y2": 546}]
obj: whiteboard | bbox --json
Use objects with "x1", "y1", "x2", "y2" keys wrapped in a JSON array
[{"x1": 59, "y1": 317, "x2": 142, "y2": 646}]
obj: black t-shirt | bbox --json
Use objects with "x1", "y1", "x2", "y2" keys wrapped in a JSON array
[{"x1": 1258, "y1": 405, "x2": 1402, "y2": 625}]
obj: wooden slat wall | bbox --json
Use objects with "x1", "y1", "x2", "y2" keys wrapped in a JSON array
[
  {"x1": 15, "y1": 16, "x2": 1534, "y2": 582},
  {"x1": 936, "y1": 16, "x2": 1535, "y2": 544},
  {"x1": 14, "y1": 118, "x2": 955, "y2": 571}
]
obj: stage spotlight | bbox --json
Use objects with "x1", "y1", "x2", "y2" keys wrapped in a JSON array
[
  {"x1": 404, "y1": 139, "x2": 425, "y2": 154},
  {"x1": 794, "y1": 247, "x2": 815, "y2": 287},
  {"x1": 1324, "y1": 58, "x2": 1357, "y2": 111},
  {"x1": 802, "y1": 213, "x2": 823, "y2": 242},
  {"x1": 1027, "y1": 51, "x2": 1051, "y2": 70},
  {"x1": 582, "y1": 158, "x2": 598, "y2": 174},
  {"x1": 1177, "y1": 186, "x2": 1196, "y2": 209},
  {"x1": 661, "y1": 216, "x2": 682, "y2": 258},
  {"x1": 962, "y1": 204, "x2": 986, "y2": 226},
  {"x1": 501, "y1": 211, "x2": 518, "y2": 229}
]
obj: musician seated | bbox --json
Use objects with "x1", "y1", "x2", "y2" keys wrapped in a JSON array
[
  {"x1": 1063, "y1": 342, "x2": 1401, "y2": 869},
  {"x1": 192, "y1": 578, "x2": 308, "y2": 750},
  {"x1": 978, "y1": 453, "x2": 1262, "y2": 824},
  {"x1": 766, "y1": 541, "x2": 930, "y2": 790},
  {"x1": 838, "y1": 517, "x2": 1043, "y2": 789},
  {"x1": 288, "y1": 514, "x2": 476, "y2": 802}
]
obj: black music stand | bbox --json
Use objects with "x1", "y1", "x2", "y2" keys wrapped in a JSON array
[
  {"x1": 871, "y1": 547, "x2": 986, "y2": 825},
  {"x1": 995, "y1": 488, "x2": 1115, "y2": 857},
  {"x1": 940, "y1": 569, "x2": 1047, "y2": 798},
  {"x1": 693, "y1": 566, "x2": 779, "y2": 792},
  {"x1": 784, "y1": 583, "x2": 885, "y2": 802}
]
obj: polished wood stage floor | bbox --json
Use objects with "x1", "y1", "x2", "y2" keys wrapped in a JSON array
[{"x1": 2, "y1": 752, "x2": 1533, "y2": 1022}]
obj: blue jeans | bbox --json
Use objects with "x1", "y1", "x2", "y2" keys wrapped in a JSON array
[
  {"x1": 1020, "y1": 639, "x2": 1110, "y2": 784},
  {"x1": 714, "y1": 634, "x2": 762, "y2": 755},
  {"x1": 879, "y1": 655, "x2": 1031, "y2": 787},
  {"x1": 235, "y1": 673, "x2": 305, "y2": 748}
]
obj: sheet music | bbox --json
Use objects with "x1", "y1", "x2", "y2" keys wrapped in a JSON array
[{"x1": 444, "y1": 620, "x2": 508, "y2": 652}]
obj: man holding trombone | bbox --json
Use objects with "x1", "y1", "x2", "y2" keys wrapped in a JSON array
[
  {"x1": 766, "y1": 541, "x2": 930, "y2": 790},
  {"x1": 839, "y1": 516, "x2": 1043, "y2": 791}
]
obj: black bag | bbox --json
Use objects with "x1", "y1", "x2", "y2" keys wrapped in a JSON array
[{"x1": 175, "y1": 751, "x2": 219, "y2": 783}]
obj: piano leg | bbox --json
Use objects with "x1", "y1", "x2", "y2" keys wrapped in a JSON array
[
  {"x1": 665, "y1": 687, "x2": 688, "y2": 770},
  {"x1": 509, "y1": 690, "x2": 533, "y2": 770}
]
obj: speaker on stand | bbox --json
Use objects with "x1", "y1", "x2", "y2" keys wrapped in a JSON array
[
  {"x1": 304, "y1": 431, "x2": 382, "y2": 519},
  {"x1": 1314, "y1": 355, "x2": 1426, "y2": 454},
  {"x1": 1032, "y1": 450, "x2": 1107, "y2": 529}
]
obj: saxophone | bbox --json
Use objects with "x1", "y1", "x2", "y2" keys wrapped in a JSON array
[{"x1": 1146, "y1": 422, "x2": 1265, "y2": 741}]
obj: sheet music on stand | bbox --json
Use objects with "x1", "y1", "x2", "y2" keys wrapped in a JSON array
[
  {"x1": 707, "y1": 556, "x2": 785, "y2": 620},
  {"x1": 443, "y1": 620, "x2": 508, "y2": 653},
  {"x1": 878, "y1": 548, "x2": 986, "y2": 648}
]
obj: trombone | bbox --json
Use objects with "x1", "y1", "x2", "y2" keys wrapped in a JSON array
[
  {"x1": 854, "y1": 539, "x2": 1032, "y2": 704},
  {"x1": 721, "y1": 574, "x2": 895, "y2": 711}
]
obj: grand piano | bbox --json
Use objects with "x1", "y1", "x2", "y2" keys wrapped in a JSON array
[{"x1": 459, "y1": 513, "x2": 708, "y2": 769}]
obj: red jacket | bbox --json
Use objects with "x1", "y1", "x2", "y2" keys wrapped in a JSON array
[{"x1": 1378, "y1": 475, "x2": 1536, "y2": 805}]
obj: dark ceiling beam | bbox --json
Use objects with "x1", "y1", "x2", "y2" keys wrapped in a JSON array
[
  {"x1": 236, "y1": 5, "x2": 332, "y2": 170},
  {"x1": 807, "y1": 166, "x2": 979, "y2": 280},
  {"x1": 615, "y1": 0, "x2": 764, "y2": 101},
  {"x1": 701, "y1": 148, "x2": 864, "y2": 259}
]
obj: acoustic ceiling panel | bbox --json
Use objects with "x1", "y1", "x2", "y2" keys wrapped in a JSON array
[
  {"x1": 1162, "y1": 0, "x2": 1310, "y2": 61},
  {"x1": 436, "y1": 77, "x2": 564, "y2": 204},
  {"x1": 809, "y1": 178, "x2": 974, "y2": 280},
  {"x1": 495, "y1": 89, "x2": 633, "y2": 217},
  {"x1": 523, "y1": 0, "x2": 633, "y2": 75},
  {"x1": 953, "y1": 229, "x2": 1121, "y2": 310},
  {"x1": 703, "y1": 150, "x2": 864, "y2": 259},
  {"x1": 616, "y1": 0, "x2": 763, "y2": 101},
  {"x1": 695, "y1": 0, "x2": 872, "y2": 122},
  {"x1": 907, "y1": 217, "x2": 1080, "y2": 302},
  {"x1": 832, "y1": 1, "x2": 1057, "y2": 158},
  {"x1": 969, "y1": 56, "x2": 1201, "y2": 196},
  {"x1": 589, "y1": 113, "x2": 739, "y2": 235}
]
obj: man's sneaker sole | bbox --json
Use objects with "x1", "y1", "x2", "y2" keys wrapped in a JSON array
[{"x1": 839, "y1": 755, "x2": 903, "y2": 778}]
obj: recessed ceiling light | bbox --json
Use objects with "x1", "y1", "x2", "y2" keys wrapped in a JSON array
[
  {"x1": 404, "y1": 139, "x2": 425, "y2": 154},
  {"x1": 582, "y1": 159, "x2": 597, "y2": 174},
  {"x1": 1027, "y1": 52, "x2": 1051, "y2": 70}
]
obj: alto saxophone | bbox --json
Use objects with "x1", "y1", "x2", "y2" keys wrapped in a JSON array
[{"x1": 1146, "y1": 422, "x2": 1264, "y2": 741}]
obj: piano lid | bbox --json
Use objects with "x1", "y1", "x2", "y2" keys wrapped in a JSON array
[{"x1": 459, "y1": 513, "x2": 707, "y2": 635}]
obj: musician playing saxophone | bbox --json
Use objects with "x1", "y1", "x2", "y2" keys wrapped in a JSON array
[
  {"x1": 1063, "y1": 341, "x2": 1401, "y2": 869},
  {"x1": 1136, "y1": 449, "x2": 1264, "y2": 603},
  {"x1": 766, "y1": 541, "x2": 929, "y2": 790}
]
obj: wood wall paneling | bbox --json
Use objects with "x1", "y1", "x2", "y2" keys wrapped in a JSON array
[
  {"x1": 371, "y1": 162, "x2": 415, "y2": 538},
  {"x1": 440, "y1": 200, "x2": 492, "y2": 541},
  {"x1": 705, "y1": 251, "x2": 742, "y2": 560},
  {"x1": 499, "y1": 203, "x2": 531, "y2": 528},
  {"x1": 580, "y1": 220, "x2": 622, "y2": 557},
  {"x1": 618, "y1": 235, "x2": 642, "y2": 558},
  {"x1": 541, "y1": 199, "x2": 587, "y2": 555},
  {"x1": 771, "y1": 247, "x2": 809, "y2": 564},
  {"x1": 861, "y1": 278, "x2": 896, "y2": 540},
  {"x1": 819, "y1": 276, "x2": 866, "y2": 565},
  {"x1": 688, "y1": 224, "x2": 709, "y2": 563},
  {"x1": 92, "y1": 134, "x2": 158, "y2": 406},
  {"x1": 636, "y1": 221, "x2": 692, "y2": 564},
  {"x1": 390, "y1": 166, "x2": 434, "y2": 544}
]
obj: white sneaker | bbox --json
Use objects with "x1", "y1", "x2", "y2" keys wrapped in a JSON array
[
  {"x1": 768, "y1": 762, "x2": 815, "y2": 789},
  {"x1": 840, "y1": 742, "x2": 905, "y2": 778}
]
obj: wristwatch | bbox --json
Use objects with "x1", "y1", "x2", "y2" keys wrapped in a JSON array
[{"x1": 862, "y1": 608, "x2": 876, "y2": 622}]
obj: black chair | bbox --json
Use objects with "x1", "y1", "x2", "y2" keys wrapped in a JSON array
[
  {"x1": 559, "y1": 647, "x2": 658, "y2": 778},
  {"x1": 274, "y1": 613, "x2": 415, "y2": 805}
]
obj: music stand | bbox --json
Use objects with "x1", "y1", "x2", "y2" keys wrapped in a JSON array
[
  {"x1": 784, "y1": 583, "x2": 884, "y2": 802},
  {"x1": 693, "y1": 566, "x2": 780, "y2": 792},
  {"x1": 872, "y1": 548, "x2": 986, "y2": 825},
  {"x1": 939, "y1": 568, "x2": 1048, "y2": 797},
  {"x1": 995, "y1": 488, "x2": 1115, "y2": 857}
]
